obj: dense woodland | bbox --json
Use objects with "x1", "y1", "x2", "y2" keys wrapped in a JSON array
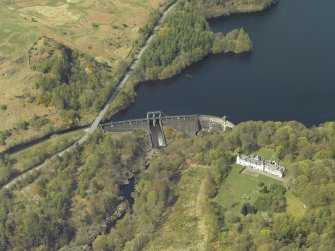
[
  {"x1": 194, "y1": 0, "x2": 277, "y2": 18},
  {"x1": 0, "y1": 39, "x2": 115, "y2": 150},
  {"x1": 0, "y1": 131, "x2": 149, "y2": 250},
  {"x1": 133, "y1": 0, "x2": 271, "y2": 81},
  {"x1": 32, "y1": 41, "x2": 114, "y2": 124},
  {"x1": 1, "y1": 121, "x2": 335, "y2": 250}
]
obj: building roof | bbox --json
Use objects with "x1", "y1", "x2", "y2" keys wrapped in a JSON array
[{"x1": 238, "y1": 154, "x2": 285, "y2": 173}]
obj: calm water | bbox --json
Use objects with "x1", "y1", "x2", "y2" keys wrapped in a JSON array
[{"x1": 116, "y1": 0, "x2": 335, "y2": 126}]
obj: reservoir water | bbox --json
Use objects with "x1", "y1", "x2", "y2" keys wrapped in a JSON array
[{"x1": 116, "y1": 0, "x2": 335, "y2": 126}]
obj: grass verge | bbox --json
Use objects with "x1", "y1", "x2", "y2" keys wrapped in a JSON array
[{"x1": 9, "y1": 130, "x2": 85, "y2": 173}]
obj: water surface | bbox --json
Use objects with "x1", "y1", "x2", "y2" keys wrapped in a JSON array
[
  {"x1": 120, "y1": 177, "x2": 135, "y2": 206},
  {"x1": 116, "y1": 0, "x2": 335, "y2": 126}
]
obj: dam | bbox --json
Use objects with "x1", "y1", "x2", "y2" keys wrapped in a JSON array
[{"x1": 100, "y1": 111, "x2": 234, "y2": 147}]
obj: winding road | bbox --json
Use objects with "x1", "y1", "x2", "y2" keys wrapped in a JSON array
[{"x1": 2, "y1": 3, "x2": 177, "y2": 190}]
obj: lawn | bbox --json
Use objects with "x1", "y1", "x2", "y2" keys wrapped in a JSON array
[
  {"x1": 256, "y1": 147, "x2": 275, "y2": 160},
  {"x1": 216, "y1": 164, "x2": 282, "y2": 214}
]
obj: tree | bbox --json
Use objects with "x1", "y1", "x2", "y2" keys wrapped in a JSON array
[
  {"x1": 240, "y1": 203, "x2": 257, "y2": 215},
  {"x1": 92, "y1": 235, "x2": 110, "y2": 251}
]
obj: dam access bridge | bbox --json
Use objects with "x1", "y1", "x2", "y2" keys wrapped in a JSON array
[{"x1": 100, "y1": 111, "x2": 234, "y2": 148}]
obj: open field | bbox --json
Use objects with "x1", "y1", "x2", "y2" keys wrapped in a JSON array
[
  {"x1": 11, "y1": 0, "x2": 167, "y2": 66},
  {"x1": 216, "y1": 164, "x2": 282, "y2": 214},
  {"x1": 0, "y1": 0, "x2": 168, "y2": 151}
]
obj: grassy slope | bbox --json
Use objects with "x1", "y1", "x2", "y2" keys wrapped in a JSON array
[
  {"x1": 145, "y1": 166, "x2": 209, "y2": 250},
  {"x1": 286, "y1": 191, "x2": 306, "y2": 218}
]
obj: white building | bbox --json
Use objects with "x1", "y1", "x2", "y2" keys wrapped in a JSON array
[{"x1": 236, "y1": 154, "x2": 285, "y2": 178}]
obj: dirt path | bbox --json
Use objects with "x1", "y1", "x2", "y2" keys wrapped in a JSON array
[{"x1": 2, "y1": 3, "x2": 177, "y2": 190}]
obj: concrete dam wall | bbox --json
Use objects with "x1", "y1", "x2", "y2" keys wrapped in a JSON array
[{"x1": 100, "y1": 112, "x2": 234, "y2": 147}]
